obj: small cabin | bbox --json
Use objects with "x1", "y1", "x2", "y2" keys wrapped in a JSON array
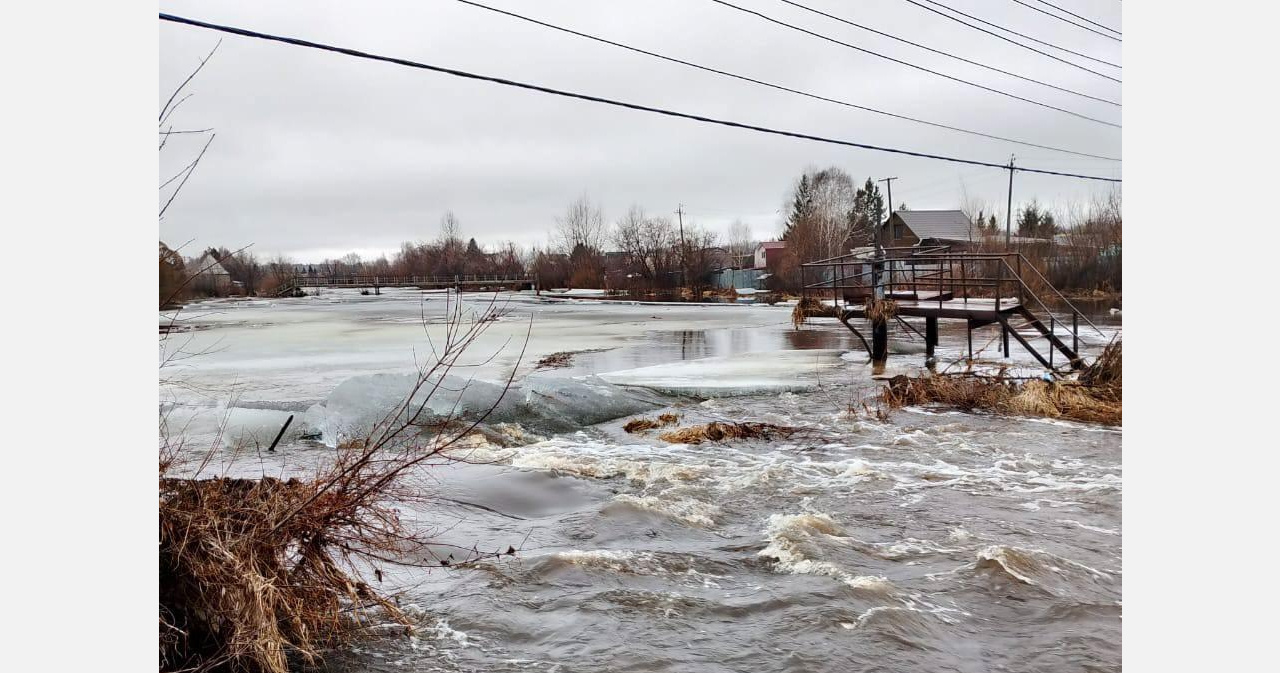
[{"x1": 882, "y1": 210, "x2": 978, "y2": 249}]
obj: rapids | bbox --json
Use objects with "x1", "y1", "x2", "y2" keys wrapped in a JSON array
[{"x1": 160, "y1": 290, "x2": 1121, "y2": 672}]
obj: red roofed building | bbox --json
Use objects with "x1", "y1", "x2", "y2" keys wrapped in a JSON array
[{"x1": 753, "y1": 241, "x2": 786, "y2": 271}]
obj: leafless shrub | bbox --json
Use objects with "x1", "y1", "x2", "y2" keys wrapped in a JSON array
[{"x1": 159, "y1": 294, "x2": 528, "y2": 673}]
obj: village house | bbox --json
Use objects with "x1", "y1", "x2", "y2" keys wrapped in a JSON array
[
  {"x1": 881, "y1": 210, "x2": 980, "y2": 249},
  {"x1": 753, "y1": 241, "x2": 786, "y2": 270},
  {"x1": 189, "y1": 252, "x2": 235, "y2": 296}
]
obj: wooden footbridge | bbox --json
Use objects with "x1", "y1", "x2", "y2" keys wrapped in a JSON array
[
  {"x1": 275, "y1": 273, "x2": 536, "y2": 296},
  {"x1": 800, "y1": 247, "x2": 1105, "y2": 372}
]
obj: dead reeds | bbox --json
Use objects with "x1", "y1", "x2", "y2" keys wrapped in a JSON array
[
  {"x1": 864, "y1": 298, "x2": 898, "y2": 324},
  {"x1": 791, "y1": 296, "x2": 841, "y2": 328},
  {"x1": 658, "y1": 421, "x2": 798, "y2": 444},
  {"x1": 881, "y1": 339, "x2": 1122, "y2": 426},
  {"x1": 160, "y1": 293, "x2": 525, "y2": 673}
]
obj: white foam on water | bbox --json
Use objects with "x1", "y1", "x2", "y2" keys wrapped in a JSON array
[
  {"x1": 607, "y1": 493, "x2": 720, "y2": 527},
  {"x1": 757, "y1": 512, "x2": 896, "y2": 593}
]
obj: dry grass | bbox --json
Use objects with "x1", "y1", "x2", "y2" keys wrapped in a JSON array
[
  {"x1": 622, "y1": 413, "x2": 682, "y2": 434},
  {"x1": 882, "y1": 352, "x2": 1121, "y2": 427},
  {"x1": 864, "y1": 298, "x2": 898, "y2": 324},
  {"x1": 659, "y1": 421, "x2": 798, "y2": 444},
  {"x1": 534, "y1": 348, "x2": 610, "y2": 369},
  {"x1": 1079, "y1": 338, "x2": 1121, "y2": 387},
  {"x1": 160, "y1": 294, "x2": 523, "y2": 673},
  {"x1": 159, "y1": 475, "x2": 409, "y2": 673},
  {"x1": 535, "y1": 351, "x2": 574, "y2": 369},
  {"x1": 791, "y1": 296, "x2": 841, "y2": 328}
]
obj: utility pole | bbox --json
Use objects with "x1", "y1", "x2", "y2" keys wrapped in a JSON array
[
  {"x1": 676, "y1": 204, "x2": 688, "y2": 289},
  {"x1": 875, "y1": 177, "x2": 897, "y2": 302},
  {"x1": 877, "y1": 177, "x2": 897, "y2": 252},
  {"x1": 1005, "y1": 156, "x2": 1015, "y2": 249}
]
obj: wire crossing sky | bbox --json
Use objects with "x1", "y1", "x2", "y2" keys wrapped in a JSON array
[
  {"x1": 159, "y1": 12, "x2": 1121, "y2": 181},
  {"x1": 158, "y1": 0, "x2": 1121, "y2": 260}
]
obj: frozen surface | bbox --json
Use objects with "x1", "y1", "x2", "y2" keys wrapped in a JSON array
[
  {"x1": 599, "y1": 349, "x2": 849, "y2": 396},
  {"x1": 299, "y1": 371, "x2": 664, "y2": 446},
  {"x1": 160, "y1": 290, "x2": 795, "y2": 447},
  {"x1": 160, "y1": 290, "x2": 793, "y2": 406}
]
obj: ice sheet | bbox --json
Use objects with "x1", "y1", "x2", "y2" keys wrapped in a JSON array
[{"x1": 599, "y1": 349, "x2": 849, "y2": 397}]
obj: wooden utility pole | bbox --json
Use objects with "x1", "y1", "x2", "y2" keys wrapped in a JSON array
[
  {"x1": 1005, "y1": 156, "x2": 1015, "y2": 249},
  {"x1": 675, "y1": 204, "x2": 688, "y2": 288}
]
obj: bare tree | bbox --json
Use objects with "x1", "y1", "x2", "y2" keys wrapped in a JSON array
[
  {"x1": 680, "y1": 225, "x2": 723, "y2": 298},
  {"x1": 553, "y1": 194, "x2": 606, "y2": 254},
  {"x1": 439, "y1": 210, "x2": 462, "y2": 244},
  {"x1": 613, "y1": 205, "x2": 677, "y2": 286},
  {"x1": 727, "y1": 219, "x2": 756, "y2": 265}
]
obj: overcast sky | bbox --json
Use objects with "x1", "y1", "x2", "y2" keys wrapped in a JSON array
[{"x1": 158, "y1": 0, "x2": 1121, "y2": 262}]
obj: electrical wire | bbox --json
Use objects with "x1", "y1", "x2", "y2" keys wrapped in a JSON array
[
  {"x1": 708, "y1": 0, "x2": 1120, "y2": 126},
  {"x1": 454, "y1": 0, "x2": 1119, "y2": 160},
  {"x1": 157, "y1": 12, "x2": 1121, "y2": 183}
]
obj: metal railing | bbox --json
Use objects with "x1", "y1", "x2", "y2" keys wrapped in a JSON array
[{"x1": 799, "y1": 247, "x2": 1106, "y2": 364}]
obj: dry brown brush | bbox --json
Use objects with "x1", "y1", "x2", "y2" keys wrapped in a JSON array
[
  {"x1": 881, "y1": 340, "x2": 1121, "y2": 426},
  {"x1": 622, "y1": 413, "x2": 681, "y2": 434},
  {"x1": 791, "y1": 296, "x2": 841, "y2": 328},
  {"x1": 864, "y1": 298, "x2": 898, "y2": 324},
  {"x1": 659, "y1": 421, "x2": 798, "y2": 444},
  {"x1": 160, "y1": 294, "x2": 526, "y2": 673}
]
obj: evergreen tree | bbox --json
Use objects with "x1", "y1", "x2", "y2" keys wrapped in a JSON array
[
  {"x1": 1017, "y1": 201, "x2": 1058, "y2": 238},
  {"x1": 846, "y1": 178, "x2": 885, "y2": 246},
  {"x1": 783, "y1": 174, "x2": 815, "y2": 240}
]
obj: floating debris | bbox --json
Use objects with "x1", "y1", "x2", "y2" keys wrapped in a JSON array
[
  {"x1": 623, "y1": 412, "x2": 682, "y2": 434},
  {"x1": 659, "y1": 421, "x2": 798, "y2": 444}
]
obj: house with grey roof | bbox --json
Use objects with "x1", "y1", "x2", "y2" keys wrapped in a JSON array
[
  {"x1": 882, "y1": 210, "x2": 978, "y2": 248},
  {"x1": 190, "y1": 252, "x2": 234, "y2": 295}
]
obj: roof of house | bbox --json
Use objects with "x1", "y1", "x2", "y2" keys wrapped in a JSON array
[
  {"x1": 889, "y1": 210, "x2": 975, "y2": 242},
  {"x1": 193, "y1": 253, "x2": 231, "y2": 276},
  {"x1": 757, "y1": 241, "x2": 786, "y2": 250}
]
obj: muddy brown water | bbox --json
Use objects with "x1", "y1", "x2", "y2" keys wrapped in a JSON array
[
  {"x1": 309, "y1": 318, "x2": 1120, "y2": 672},
  {"x1": 171, "y1": 296, "x2": 1120, "y2": 672}
]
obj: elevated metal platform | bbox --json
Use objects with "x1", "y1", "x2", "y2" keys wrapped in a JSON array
[{"x1": 800, "y1": 247, "x2": 1104, "y2": 372}]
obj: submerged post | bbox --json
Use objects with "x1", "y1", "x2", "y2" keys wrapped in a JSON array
[
  {"x1": 925, "y1": 315, "x2": 938, "y2": 360},
  {"x1": 872, "y1": 319, "x2": 888, "y2": 362},
  {"x1": 1073, "y1": 313, "x2": 1079, "y2": 354}
]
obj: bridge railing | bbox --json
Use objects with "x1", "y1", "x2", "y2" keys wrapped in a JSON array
[
  {"x1": 800, "y1": 249, "x2": 1105, "y2": 338},
  {"x1": 286, "y1": 274, "x2": 535, "y2": 287}
]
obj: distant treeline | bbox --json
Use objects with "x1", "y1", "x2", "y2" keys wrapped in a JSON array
[{"x1": 161, "y1": 174, "x2": 1119, "y2": 305}]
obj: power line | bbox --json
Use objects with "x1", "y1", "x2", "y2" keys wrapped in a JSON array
[
  {"x1": 1023, "y1": 0, "x2": 1122, "y2": 36},
  {"x1": 903, "y1": 0, "x2": 1122, "y2": 72},
  {"x1": 1011, "y1": 0, "x2": 1120, "y2": 41},
  {"x1": 454, "y1": 0, "x2": 1119, "y2": 161},
  {"x1": 707, "y1": 0, "x2": 1119, "y2": 127},
  {"x1": 157, "y1": 12, "x2": 1121, "y2": 183},
  {"x1": 775, "y1": 0, "x2": 1118, "y2": 106}
]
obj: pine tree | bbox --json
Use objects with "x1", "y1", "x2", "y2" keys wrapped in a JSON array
[
  {"x1": 845, "y1": 178, "x2": 884, "y2": 246},
  {"x1": 783, "y1": 174, "x2": 815, "y2": 240}
]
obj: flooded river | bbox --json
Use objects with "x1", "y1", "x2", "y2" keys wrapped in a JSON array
[{"x1": 160, "y1": 290, "x2": 1121, "y2": 673}]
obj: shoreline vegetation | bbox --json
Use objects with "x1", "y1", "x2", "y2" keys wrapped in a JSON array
[
  {"x1": 159, "y1": 299, "x2": 522, "y2": 673},
  {"x1": 881, "y1": 339, "x2": 1122, "y2": 426}
]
